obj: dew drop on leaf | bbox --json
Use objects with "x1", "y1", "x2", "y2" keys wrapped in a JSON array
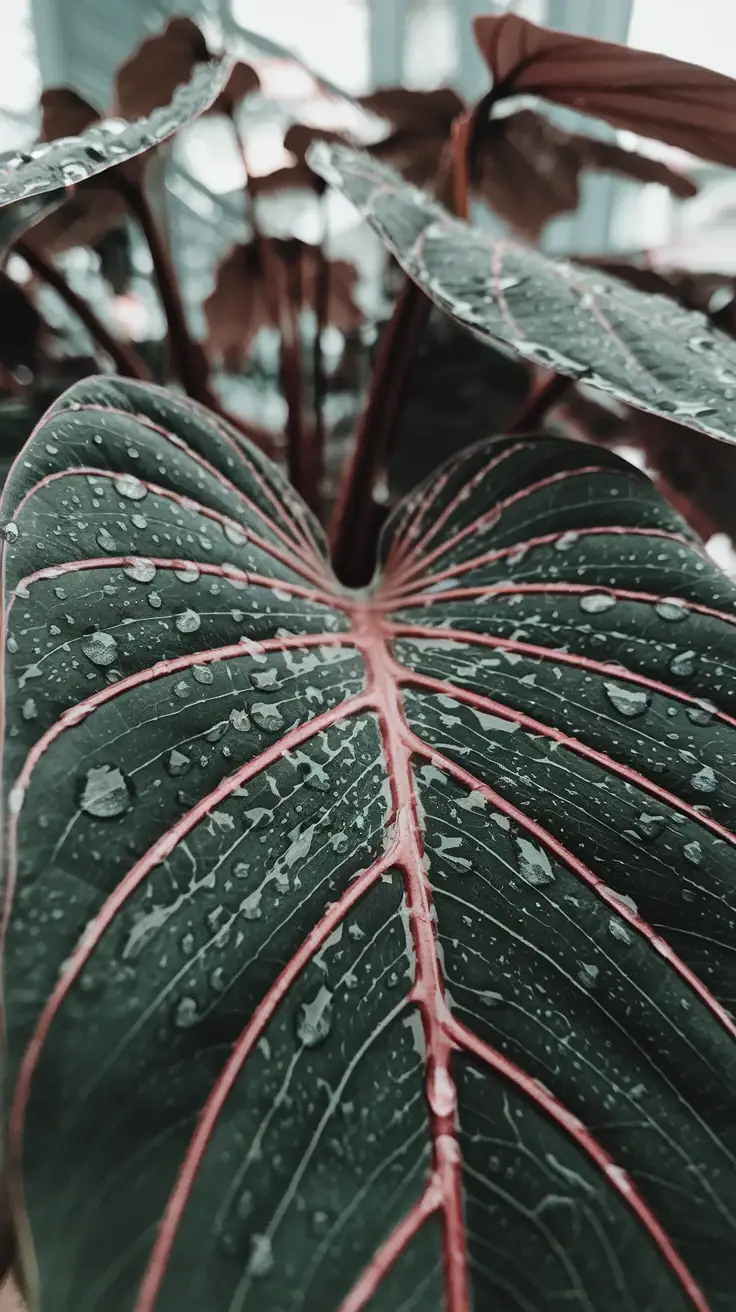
[
  {"x1": 21, "y1": 698, "x2": 37, "y2": 721},
  {"x1": 173, "y1": 996, "x2": 199, "y2": 1029},
  {"x1": 655, "y1": 598, "x2": 688, "y2": 623},
  {"x1": 124, "y1": 558, "x2": 156, "y2": 584},
  {"x1": 669, "y1": 651, "x2": 697, "y2": 678},
  {"x1": 147, "y1": 591, "x2": 162, "y2": 609},
  {"x1": 175, "y1": 609, "x2": 201, "y2": 634},
  {"x1": 579, "y1": 592, "x2": 616, "y2": 614},
  {"x1": 192, "y1": 664, "x2": 213, "y2": 684},
  {"x1": 78, "y1": 765, "x2": 133, "y2": 819},
  {"x1": 608, "y1": 918, "x2": 632, "y2": 944},
  {"x1": 691, "y1": 765, "x2": 717, "y2": 794},
  {"x1": 683, "y1": 840, "x2": 703, "y2": 866},
  {"x1": 2, "y1": 521, "x2": 19, "y2": 544},
  {"x1": 96, "y1": 526, "x2": 118, "y2": 553},
  {"x1": 636, "y1": 813, "x2": 666, "y2": 840},
  {"x1": 114, "y1": 474, "x2": 147, "y2": 501},
  {"x1": 296, "y1": 985, "x2": 333, "y2": 1048},
  {"x1": 81, "y1": 631, "x2": 118, "y2": 667},
  {"x1": 603, "y1": 682, "x2": 651, "y2": 719},
  {"x1": 252, "y1": 703, "x2": 284, "y2": 731},
  {"x1": 247, "y1": 1234, "x2": 274, "y2": 1278},
  {"x1": 515, "y1": 837, "x2": 555, "y2": 887},
  {"x1": 165, "y1": 749, "x2": 191, "y2": 778},
  {"x1": 686, "y1": 700, "x2": 716, "y2": 726},
  {"x1": 175, "y1": 564, "x2": 200, "y2": 583},
  {"x1": 230, "y1": 708, "x2": 251, "y2": 732},
  {"x1": 578, "y1": 962, "x2": 599, "y2": 988},
  {"x1": 554, "y1": 530, "x2": 579, "y2": 551}
]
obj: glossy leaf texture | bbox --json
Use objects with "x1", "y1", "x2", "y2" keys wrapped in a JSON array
[
  {"x1": 0, "y1": 55, "x2": 231, "y2": 209},
  {"x1": 309, "y1": 143, "x2": 736, "y2": 446},
  {"x1": 4, "y1": 378, "x2": 736, "y2": 1312}
]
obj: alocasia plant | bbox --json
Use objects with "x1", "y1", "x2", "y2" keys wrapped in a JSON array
[
  {"x1": 2, "y1": 370, "x2": 736, "y2": 1312},
  {"x1": 4, "y1": 11, "x2": 736, "y2": 1312}
]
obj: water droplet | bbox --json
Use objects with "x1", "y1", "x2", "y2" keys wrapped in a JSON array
[
  {"x1": 230, "y1": 708, "x2": 251, "y2": 732},
  {"x1": 296, "y1": 985, "x2": 333, "y2": 1048},
  {"x1": 2, "y1": 521, "x2": 19, "y2": 544},
  {"x1": 96, "y1": 526, "x2": 118, "y2": 553},
  {"x1": 173, "y1": 996, "x2": 199, "y2": 1029},
  {"x1": 81, "y1": 631, "x2": 118, "y2": 667},
  {"x1": 114, "y1": 474, "x2": 147, "y2": 501},
  {"x1": 237, "y1": 1190, "x2": 253, "y2": 1221},
  {"x1": 603, "y1": 682, "x2": 651, "y2": 719},
  {"x1": 252, "y1": 703, "x2": 284, "y2": 732},
  {"x1": 686, "y1": 700, "x2": 716, "y2": 727},
  {"x1": 6, "y1": 635, "x2": 17, "y2": 654},
  {"x1": 124, "y1": 558, "x2": 156, "y2": 584},
  {"x1": 480, "y1": 990, "x2": 506, "y2": 1008},
  {"x1": 79, "y1": 764, "x2": 133, "y2": 818},
  {"x1": 655, "y1": 598, "x2": 687, "y2": 623},
  {"x1": 131, "y1": 513, "x2": 147, "y2": 530},
  {"x1": 21, "y1": 698, "x2": 37, "y2": 721},
  {"x1": 165, "y1": 749, "x2": 191, "y2": 777},
  {"x1": 147, "y1": 591, "x2": 162, "y2": 609},
  {"x1": 175, "y1": 563, "x2": 200, "y2": 583},
  {"x1": 224, "y1": 523, "x2": 248, "y2": 546},
  {"x1": 181, "y1": 932, "x2": 195, "y2": 955},
  {"x1": 683, "y1": 840, "x2": 702, "y2": 866},
  {"x1": 691, "y1": 765, "x2": 717, "y2": 794},
  {"x1": 175, "y1": 609, "x2": 201, "y2": 634},
  {"x1": 579, "y1": 592, "x2": 616, "y2": 614},
  {"x1": 515, "y1": 837, "x2": 555, "y2": 887},
  {"x1": 247, "y1": 1234, "x2": 274, "y2": 1278},
  {"x1": 636, "y1": 813, "x2": 666, "y2": 840},
  {"x1": 192, "y1": 664, "x2": 213, "y2": 684},
  {"x1": 682, "y1": 887, "x2": 696, "y2": 903},
  {"x1": 669, "y1": 651, "x2": 697, "y2": 678},
  {"x1": 554, "y1": 531, "x2": 579, "y2": 552},
  {"x1": 608, "y1": 918, "x2": 632, "y2": 944},
  {"x1": 173, "y1": 680, "x2": 190, "y2": 699},
  {"x1": 578, "y1": 962, "x2": 599, "y2": 988}
]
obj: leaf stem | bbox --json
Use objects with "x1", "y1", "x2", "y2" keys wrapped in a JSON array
[
  {"x1": 114, "y1": 176, "x2": 212, "y2": 404},
  {"x1": 507, "y1": 370, "x2": 572, "y2": 434},
  {"x1": 15, "y1": 240, "x2": 151, "y2": 381}
]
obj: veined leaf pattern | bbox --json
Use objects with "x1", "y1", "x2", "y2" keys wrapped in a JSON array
[{"x1": 2, "y1": 378, "x2": 736, "y2": 1311}]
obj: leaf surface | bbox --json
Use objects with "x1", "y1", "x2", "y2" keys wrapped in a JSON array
[
  {"x1": 0, "y1": 56, "x2": 231, "y2": 210},
  {"x1": 309, "y1": 144, "x2": 736, "y2": 446},
  {"x1": 473, "y1": 12, "x2": 736, "y2": 168},
  {"x1": 3, "y1": 378, "x2": 736, "y2": 1310}
]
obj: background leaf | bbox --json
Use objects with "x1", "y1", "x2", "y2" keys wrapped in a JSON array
[
  {"x1": 473, "y1": 12, "x2": 736, "y2": 168},
  {"x1": 3, "y1": 379, "x2": 736, "y2": 1310},
  {"x1": 308, "y1": 144, "x2": 736, "y2": 445},
  {"x1": 0, "y1": 55, "x2": 232, "y2": 209}
]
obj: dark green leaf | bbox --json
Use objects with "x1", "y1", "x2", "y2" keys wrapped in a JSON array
[
  {"x1": 0, "y1": 57, "x2": 232, "y2": 210},
  {"x1": 3, "y1": 379, "x2": 736, "y2": 1310},
  {"x1": 308, "y1": 143, "x2": 736, "y2": 446}
]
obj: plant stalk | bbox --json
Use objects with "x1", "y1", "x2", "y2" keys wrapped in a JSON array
[
  {"x1": 507, "y1": 370, "x2": 572, "y2": 434},
  {"x1": 15, "y1": 241, "x2": 151, "y2": 381}
]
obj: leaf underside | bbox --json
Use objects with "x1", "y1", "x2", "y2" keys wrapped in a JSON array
[
  {"x1": 308, "y1": 144, "x2": 736, "y2": 448},
  {"x1": 2, "y1": 378, "x2": 736, "y2": 1312}
]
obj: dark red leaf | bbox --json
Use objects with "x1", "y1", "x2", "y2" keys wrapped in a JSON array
[
  {"x1": 473, "y1": 12, "x2": 736, "y2": 167},
  {"x1": 283, "y1": 123, "x2": 350, "y2": 163},
  {"x1": 3, "y1": 377, "x2": 736, "y2": 1309},
  {"x1": 358, "y1": 86, "x2": 465, "y2": 133},
  {"x1": 205, "y1": 238, "x2": 363, "y2": 367},
  {"x1": 477, "y1": 109, "x2": 695, "y2": 240},
  {"x1": 114, "y1": 17, "x2": 259, "y2": 121}
]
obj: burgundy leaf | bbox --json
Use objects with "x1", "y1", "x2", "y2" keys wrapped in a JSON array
[
  {"x1": 309, "y1": 144, "x2": 736, "y2": 445},
  {"x1": 205, "y1": 238, "x2": 363, "y2": 367},
  {"x1": 477, "y1": 109, "x2": 695, "y2": 241},
  {"x1": 358, "y1": 86, "x2": 466, "y2": 134},
  {"x1": 3, "y1": 378, "x2": 736, "y2": 1310},
  {"x1": 114, "y1": 17, "x2": 258, "y2": 121},
  {"x1": 473, "y1": 12, "x2": 736, "y2": 168},
  {"x1": 283, "y1": 123, "x2": 350, "y2": 163}
]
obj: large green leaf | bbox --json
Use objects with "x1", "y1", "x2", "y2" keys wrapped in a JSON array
[{"x1": 2, "y1": 378, "x2": 736, "y2": 1310}]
